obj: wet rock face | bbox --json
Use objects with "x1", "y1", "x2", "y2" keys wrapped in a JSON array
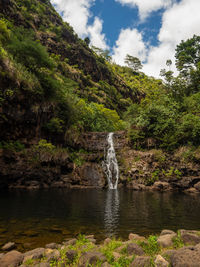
[{"x1": 80, "y1": 131, "x2": 127, "y2": 152}]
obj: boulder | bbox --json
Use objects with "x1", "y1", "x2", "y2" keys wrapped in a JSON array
[
  {"x1": 171, "y1": 246, "x2": 200, "y2": 267},
  {"x1": 130, "y1": 256, "x2": 151, "y2": 267},
  {"x1": 63, "y1": 238, "x2": 77, "y2": 246},
  {"x1": 129, "y1": 233, "x2": 146, "y2": 242},
  {"x1": 78, "y1": 251, "x2": 106, "y2": 266},
  {"x1": 152, "y1": 182, "x2": 171, "y2": 191},
  {"x1": 126, "y1": 243, "x2": 144, "y2": 256},
  {"x1": 104, "y1": 238, "x2": 112, "y2": 245},
  {"x1": 102, "y1": 262, "x2": 111, "y2": 267},
  {"x1": 0, "y1": 250, "x2": 23, "y2": 267},
  {"x1": 160, "y1": 230, "x2": 176, "y2": 236},
  {"x1": 45, "y1": 249, "x2": 60, "y2": 261},
  {"x1": 65, "y1": 250, "x2": 77, "y2": 263},
  {"x1": 194, "y1": 181, "x2": 200, "y2": 191},
  {"x1": 23, "y1": 248, "x2": 45, "y2": 262},
  {"x1": 157, "y1": 233, "x2": 177, "y2": 248},
  {"x1": 113, "y1": 252, "x2": 121, "y2": 260},
  {"x1": 162, "y1": 249, "x2": 176, "y2": 259},
  {"x1": 155, "y1": 255, "x2": 169, "y2": 267},
  {"x1": 34, "y1": 263, "x2": 50, "y2": 267},
  {"x1": 2, "y1": 242, "x2": 16, "y2": 251},
  {"x1": 87, "y1": 238, "x2": 96, "y2": 244},
  {"x1": 127, "y1": 182, "x2": 146, "y2": 190},
  {"x1": 45, "y1": 243, "x2": 58, "y2": 249},
  {"x1": 184, "y1": 188, "x2": 198, "y2": 194},
  {"x1": 180, "y1": 231, "x2": 200, "y2": 245}
]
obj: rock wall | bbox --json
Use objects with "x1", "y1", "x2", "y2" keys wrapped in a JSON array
[{"x1": 1, "y1": 131, "x2": 200, "y2": 191}]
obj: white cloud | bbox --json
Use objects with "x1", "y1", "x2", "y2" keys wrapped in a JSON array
[
  {"x1": 112, "y1": 28, "x2": 147, "y2": 65},
  {"x1": 51, "y1": 0, "x2": 94, "y2": 36},
  {"x1": 88, "y1": 17, "x2": 108, "y2": 50},
  {"x1": 143, "y1": 0, "x2": 200, "y2": 77},
  {"x1": 115, "y1": 0, "x2": 173, "y2": 20},
  {"x1": 50, "y1": 0, "x2": 108, "y2": 49}
]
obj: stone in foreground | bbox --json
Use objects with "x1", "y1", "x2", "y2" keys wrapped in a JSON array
[
  {"x1": 155, "y1": 255, "x2": 169, "y2": 267},
  {"x1": 130, "y1": 256, "x2": 151, "y2": 267},
  {"x1": 171, "y1": 246, "x2": 200, "y2": 267},
  {"x1": 78, "y1": 251, "x2": 106, "y2": 266},
  {"x1": 0, "y1": 250, "x2": 23, "y2": 267}
]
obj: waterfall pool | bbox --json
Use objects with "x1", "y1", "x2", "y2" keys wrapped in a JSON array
[{"x1": 0, "y1": 188, "x2": 200, "y2": 251}]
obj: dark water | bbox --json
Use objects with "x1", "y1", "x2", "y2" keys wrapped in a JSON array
[{"x1": 0, "y1": 188, "x2": 200, "y2": 251}]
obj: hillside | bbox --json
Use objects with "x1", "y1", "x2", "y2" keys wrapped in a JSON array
[
  {"x1": 1, "y1": 0, "x2": 200, "y2": 190},
  {"x1": 0, "y1": 0, "x2": 151, "y2": 145}
]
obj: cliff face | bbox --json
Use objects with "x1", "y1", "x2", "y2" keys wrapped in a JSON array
[
  {"x1": 1, "y1": 131, "x2": 200, "y2": 192},
  {"x1": 0, "y1": 0, "x2": 140, "y2": 145}
]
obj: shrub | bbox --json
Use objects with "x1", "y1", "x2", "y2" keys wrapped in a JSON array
[{"x1": 0, "y1": 141, "x2": 25, "y2": 152}]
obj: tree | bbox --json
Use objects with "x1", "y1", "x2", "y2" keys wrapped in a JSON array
[
  {"x1": 166, "y1": 59, "x2": 172, "y2": 70},
  {"x1": 175, "y1": 35, "x2": 200, "y2": 74},
  {"x1": 124, "y1": 54, "x2": 143, "y2": 71},
  {"x1": 160, "y1": 60, "x2": 174, "y2": 87},
  {"x1": 84, "y1": 37, "x2": 90, "y2": 46}
]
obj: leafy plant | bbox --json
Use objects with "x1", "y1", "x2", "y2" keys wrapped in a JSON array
[{"x1": 139, "y1": 235, "x2": 160, "y2": 256}]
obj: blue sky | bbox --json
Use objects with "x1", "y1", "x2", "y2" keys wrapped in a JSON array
[
  {"x1": 89, "y1": 0, "x2": 162, "y2": 48},
  {"x1": 51, "y1": 0, "x2": 200, "y2": 77}
]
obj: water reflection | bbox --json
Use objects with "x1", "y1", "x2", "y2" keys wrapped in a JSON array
[{"x1": 104, "y1": 189, "x2": 120, "y2": 236}]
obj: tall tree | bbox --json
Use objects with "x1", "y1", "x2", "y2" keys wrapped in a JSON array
[{"x1": 175, "y1": 34, "x2": 200, "y2": 74}]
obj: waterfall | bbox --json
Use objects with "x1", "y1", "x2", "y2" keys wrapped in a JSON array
[{"x1": 103, "y1": 132, "x2": 119, "y2": 189}]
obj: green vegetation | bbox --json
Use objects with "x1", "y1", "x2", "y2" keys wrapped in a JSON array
[
  {"x1": 0, "y1": 140, "x2": 25, "y2": 152},
  {"x1": 1, "y1": 0, "x2": 200, "y2": 157}
]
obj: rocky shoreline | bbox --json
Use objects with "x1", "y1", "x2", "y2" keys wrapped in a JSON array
[{"x1": 1, "y1": 229, "x2": 200, "y2": 266}]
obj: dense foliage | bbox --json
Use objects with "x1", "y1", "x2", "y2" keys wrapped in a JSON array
[{"x1": 1, "y1": 0, "x2": 200, "y2": 152}]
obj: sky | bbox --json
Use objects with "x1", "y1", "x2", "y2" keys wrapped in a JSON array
[{"x1": 50, "y1": 0, "x2": 200, "y2": 78}]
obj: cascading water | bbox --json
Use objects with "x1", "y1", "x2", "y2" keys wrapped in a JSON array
[{"x1": 102, "y1": 132, "x2": 119, "y2": 189}]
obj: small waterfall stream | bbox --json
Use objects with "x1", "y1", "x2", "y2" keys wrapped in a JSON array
[{"x1": 103, "y1": 132, "x2": 119, "y2": 189}]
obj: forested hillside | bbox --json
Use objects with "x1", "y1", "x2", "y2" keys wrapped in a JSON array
[{"x1": 1, "y1": 0, "x2": 200, "y2": 153}]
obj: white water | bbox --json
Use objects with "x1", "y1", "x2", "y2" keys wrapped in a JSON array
[{"x1": 103, "y1": 132, "x2": 119, "y2": 189}]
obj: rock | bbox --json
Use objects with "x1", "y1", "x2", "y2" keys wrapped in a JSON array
[
  {"x1": 155, "y1": 255, "x2": 169, "y2": 267},
  {"x1": 115, "y1": 244, "x2": 126, "y2": 253},
  {"x1": 180, "y1": 231, "x2": 200, "y2": 245},
  {"x1": 113, "y1": 252, "x2": 121, "y2": 260},
  {"x1": 127, "y1": 182, "x2": 146, "y2": 190},
  {"x1": 85, "y1": 235, "x2": 94, "y2": 239},
  {"x1": 23, "y1": 248, "x2": 45, "y2": 262},
  {"x1": 162, "y1": 249, "x2": 176, "y2": 259},
  {"x1": 45, "y1": 243, "x2": 58, "y2": 249},
  {"x1": 160, "y1": 230, "x2": 176, "y2": 236},
  {"x1": 130, "y1": 256, "x2": 151, "y2": 267},
  {"x1": 0, "y1": 253, "x2": 4, "y2": 260},
  {"x1": 78, "y1": 251, "x2": 106, "y2": 266},
  {"x1": 152, "y1": 182, "x2": 171, "y2": 191},
  {"x1": 0, "y1": 250, "x2": 23, "y2": 267},
  {"x1": 102, "y1": 262, "x2": 111, "y2": 267},
  {"x1": 34, "y1": 263, "x2": 50, "y2": 267},
  {"x1": 2, "y1": 242, "x2": 16, "y2": 251},
  {"x1": 171, "y1": 246, "x2": 200, "y2": 267},
  {"x1": 157, "y1": 233, "x2": 177, "y2": 248},
  {"x1": 129, "y1": 233, "x2": 146, "y2": 241},
  {"x1": 45, "y1": 249, "x2": 60, "y2": 261},
  {"x1": 194, "y1": 182, "x2": 200, "y2": 191},
  {"x1": 104, "y1": 238, "x2": 112, "y2": 245},
  {"x1": 63, "y1": 238, "x2": 77, "y2": 246},
  {"x1": 126, "y1": 243, "x2": 144, "y2": 256},
  {"x1": 87, "y1": 238, "x2": 96, "y2": 244},
  {"x1": 184, "y1": 188, "x2": 198, "y2": 194},
  {"x1": 65, "y1": 250, "x2": 77, "y2": 263}
]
